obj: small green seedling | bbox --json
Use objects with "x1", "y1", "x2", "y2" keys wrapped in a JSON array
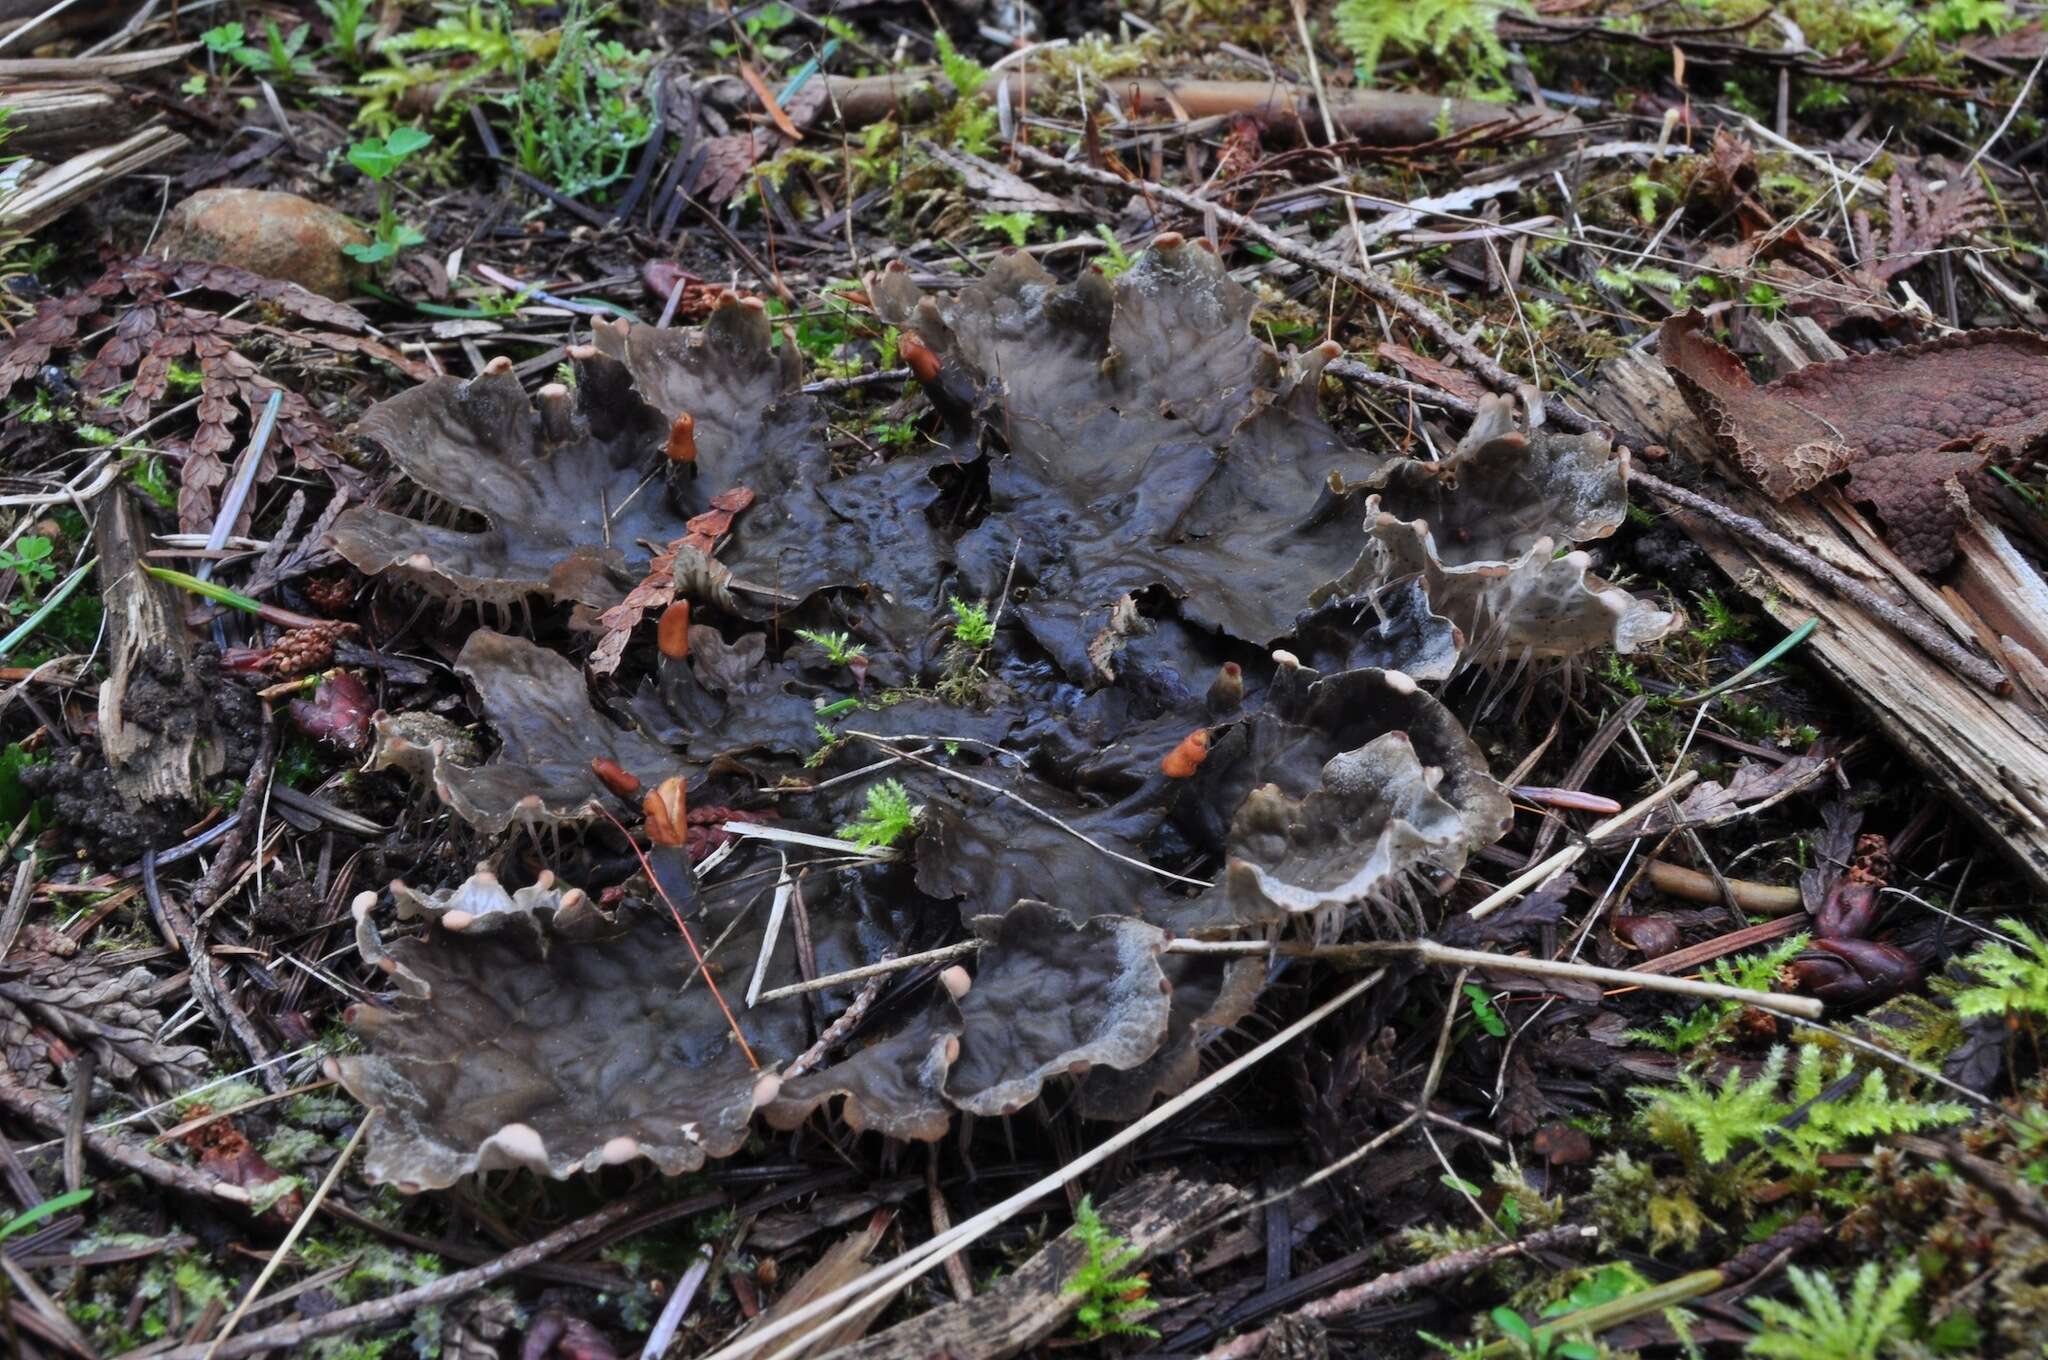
[
  {"x1": 344, "y1": 127, "x2": 433, "y2": 265},
  {"x1": 200, "y1": 22, "x2": 246, "y2": 57},
  {"x1": 837, "y1": 779, "x2": 918, "y2": 851},
  {"x1": 317, "y1": 0, "x2": 373, "y2": 63},
  {"x1": 1490, "y1": 1306, "x2": 1599, "y2": 1360},
  {"x1": 1065, "y1": 1195, "x2": 1158, "y2": 1341},
  {"x1": 978, "y1": 210, "x2": 1037, "y2": 247},
  {"x1": 233, "y1": 20, "x2": 317, "y2": 82},
  {"x1": 0, "y1": 535, "x2": 57, "y2": 602},
  {"x1": 794, "y1": 628, "x2": 866, "y2": 667},
  {"x1": 949, "y1": 596, "x2": 995, "y2": 647}
]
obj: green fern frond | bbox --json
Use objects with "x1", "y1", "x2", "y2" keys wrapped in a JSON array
[
  {"x1": 1332, "y1": 0, "x2": 1529, "y2": 89},
  {"x1": 1944, "y1": 919, "x2": 2048, "y2": 1020},
  {"x1": 1640, "y1": 1048, "x2": 1791, "y2": 1164},
  {"x1": 1635, "y1": 1046, "x2": 1968, "y2": 1167},
  {"x1": 1747, "y1": 1262, "x2": 1920, "y2": 1360}
]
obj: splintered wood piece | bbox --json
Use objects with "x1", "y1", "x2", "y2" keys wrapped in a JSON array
[
  {"x1": 0, "y1": 124, "x2": 188, "y2": 234},
  {"x1": 829, "y1": 1173, "x2": 1240, "y2": 1360},
  {"x1": 1593, "y1": 336, "x2": 2048, "y2": 892},
  {"x1": 94, "y1": 491, "x2": 225, "y2": 806}
]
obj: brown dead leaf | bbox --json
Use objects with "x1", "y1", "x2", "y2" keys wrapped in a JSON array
[
  {"x1": 1660, "y1": 312, "x2": 2048, "y2": 571},
  {"x1": 1377, "y1": 341, "x2": 1493, "y2": 406}
]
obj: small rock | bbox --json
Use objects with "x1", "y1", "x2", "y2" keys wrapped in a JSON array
[{"x1": 159, "y1": 188, "x2": 370, "y2": 299}]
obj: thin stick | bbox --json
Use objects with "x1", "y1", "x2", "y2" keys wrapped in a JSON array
[
  {"x1": 1014, "y1": 143, "x2": 1593, "y2": 433},
  {"x1": 197, "y1": 389, "x2": 283, "y2": 584},
  {"x1": 753, "y1": 939, "x2": 981, "y2": 1003},
  {"x1": 1632, "y1": 470, "x2": 2008, "y2": 693},
  {"x1": 843, "y1": 731, "x2": 1213, "y2": 889},
  {"x1": 1467, "y1": 770, "x2": 1700, "y2": 919},
  {"x1": 1201, "y1": 1224, "x2": 1599, "y2": 1360},
  {"x1": 701, "y1": 970, "x2": 1391, "y2": 1360},
  {"x1": 151, "y1": 1197, "x2": 646, "y2": 1360},
  {"x1": 720, "y1": 822, "x2": 898, "y2": 859},
  {"x1": 641, "y1": 1243, "x2": 715, "y2": 1360},
  {"x1": 1406, "y1": 940, "x2": 1823, "y2": 1018},
  {"x1": 200, "y1": 1112, "x2": 374, "y2": 1360},
  {"x1": 746, "y1": 852, "x2": 795, "y2": 1008}
]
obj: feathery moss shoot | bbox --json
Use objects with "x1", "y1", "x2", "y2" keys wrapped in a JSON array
[
  {"x1": 1065, "y1": 1195, "x2": 1159, "y2": 1341},
  {"x1": 948, "y1": 596, "x2": 995, "y2": 647},
  {"x1": 837, "y1": 779, "x2": 919, "y2": 851}
]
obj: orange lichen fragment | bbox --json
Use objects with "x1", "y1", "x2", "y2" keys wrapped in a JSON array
[
  {"x1": 1161, "y1": 729, "x2": 1211, "y2": 778},
  {"x1": 899, "y1": 331, "x2": 942, "y2": 384},
  {"x1": 666, "y1": 412, "x2": 698, "y2": 465},
  {"x1": 591, "y1": 757, "x2": 641, "y2": 799},
  {"x1": 657, "y1": 600, "x2": 692, "y2": 659},
  {"x1": 644, "y1": 776, "x2": 689, "y2": 847}
]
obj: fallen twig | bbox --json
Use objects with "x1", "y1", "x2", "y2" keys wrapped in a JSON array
[
  {"x1": 1645, "y1": 860, "x2": 1804, "y2": 915},
  {"x1": 1200, "y1": 1223, "x2": 1598, "y2": 1360},
  {"x1": 147, "y1": 1196, "x2": 647, "y2": 1360},
  {"x1": 1633, "y1": 470, "x2": 2009, "y2": 693},
  {"x1": 1468, "y1": 770, "x2": 1701, "y2": 919},
  {"x1": 0, "y1": 1070, "x2": 252, "y2": 1208}
]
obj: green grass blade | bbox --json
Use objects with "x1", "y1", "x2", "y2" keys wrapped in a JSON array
[
  {"x1": 0, "y1": 1186, "x2": 93, "y2": 1243},
  {"x1": 144, "y1": 565, "x2": 264, "y2": 615},
  {"x1": 0, "y1": 555, "x2": 100, "y2": 661}
]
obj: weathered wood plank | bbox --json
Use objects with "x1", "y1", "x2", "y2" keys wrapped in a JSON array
[{"x1": 1592, "y1": 342, "x2": 2048, "y2": 891}]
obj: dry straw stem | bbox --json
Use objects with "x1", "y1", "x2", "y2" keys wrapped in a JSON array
[
  {"x1": 755, "y1": 924, "x2": 1821, "y2": 1017},
  {"x1": 1467, "y1": 769, "x2": 1701, "y2": 919},
  {"x1": 699, "y1": 970, "x2": 1392, "y2": 1360}
]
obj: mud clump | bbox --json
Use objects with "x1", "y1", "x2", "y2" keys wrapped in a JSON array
[{"x1": 22, "y1": 754, "x2": 191, "y2": 863}]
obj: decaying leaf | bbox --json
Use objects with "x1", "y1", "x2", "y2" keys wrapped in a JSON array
[
  {"x1": 1659, "y1": 311, "x2": 2048, "y2": 572},
  {"x1": 334, "y1": 866, "x2": 874, "y2": 1190},
  {"x1": 337, "y1": 869, "x2": 1194, "y2": 1187},
  {"x1": 943, "y1": 900, "x2": 1170, "y2": 1116},
  {"x1": 1186, "y1": 666, "x2": 1512, "y2": 929}
]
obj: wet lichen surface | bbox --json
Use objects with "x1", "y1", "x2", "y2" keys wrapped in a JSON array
[
  {"x1": 328, "y1": 235, "x2": 1668, "y2": 1192},
  {"x1": 12, "y1": 5, "x2": 2048, "y2": 1351}
]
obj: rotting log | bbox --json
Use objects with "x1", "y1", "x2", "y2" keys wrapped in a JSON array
[
  {"x1": 93, "y1": 489, "x2": 225, "y2": 808},
  {"x1": 829, "y1": 1171, "x2": 1242, "y2": 1360},
  {"x1": 707, "y1": 70, "x2": 1577, "y2": 145},
  {"x1": 1591, "y1": 326, "x2": 2048, "y2": 892}
]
